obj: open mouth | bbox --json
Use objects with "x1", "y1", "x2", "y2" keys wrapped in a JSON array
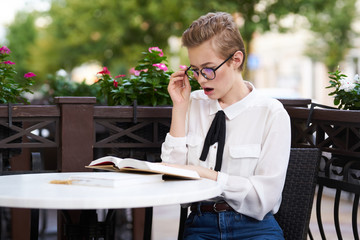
[{"x1": 203, "y1": 88, "x2": 214, "y2": 94}]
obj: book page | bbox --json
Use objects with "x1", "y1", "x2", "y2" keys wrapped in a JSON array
[
  {"x1": 89, "y1": 156, "x2": 124, "y2": 166},
  {"x1": 88, "y1": 157, "x2": 200, "y2": 180}
]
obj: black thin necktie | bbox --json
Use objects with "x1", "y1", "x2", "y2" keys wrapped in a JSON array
[{"x1": 199, "y1": 110, "x2": 226, "y2": 171}]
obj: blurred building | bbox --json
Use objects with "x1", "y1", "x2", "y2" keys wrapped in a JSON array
[
  {"x1": 71, "y1": 62, "x2": 102, "y2": 84},
  {"x1": 250, "y1": 20, "x2": 360, "y2": 106}
]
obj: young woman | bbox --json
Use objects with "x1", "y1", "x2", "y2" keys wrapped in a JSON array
[{"x1": 161, "y1": 12, "x2": 291, "y2": 239}]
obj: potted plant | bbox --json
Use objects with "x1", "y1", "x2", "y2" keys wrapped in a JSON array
[
  {"x1": 0, "y1": 46, "x2": 35, "y2": 104},
  {"x1": 0, "y1": 45, "x2": 36, "y2": 170},
  {"x1": 93, "y1": 47, "x2": 199, "y2": 160},
  {"x1": 95, "y1": 46, "x2": 200, "y2": 106},
  {"x1": 327, "y1": 67, "x2": 360, "y2": 110}
]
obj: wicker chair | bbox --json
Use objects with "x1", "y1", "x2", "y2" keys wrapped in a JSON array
[
  {"x1": 177, "y1": 148, "x2": 321, "y2": 240},
  {"x1": 274, "y1": 148, "x2": 321, "y2": 240}
]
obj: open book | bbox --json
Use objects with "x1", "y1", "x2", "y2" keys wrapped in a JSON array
[{"x1": 86, "y1": 156, "x2": 201, "y2": 180}]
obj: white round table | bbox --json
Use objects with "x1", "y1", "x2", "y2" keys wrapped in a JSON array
[
  {"x1": 0, "y1": 172, "x2": 221, "y2": 209},
  {"x1": 0, "y1": 172, "x2": 222, "y2": 239}
]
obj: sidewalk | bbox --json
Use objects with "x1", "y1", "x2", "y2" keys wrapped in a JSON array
[{"x1": 308, "y1": 192, "x2": 358, "y2": 240}]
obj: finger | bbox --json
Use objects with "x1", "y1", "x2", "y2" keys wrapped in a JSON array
[
  {"x1": 170, "y1": 76, "x2": 184, "y2": 87},
  {"x1": 183, "y1": 73, "x2": 191, "y2": 89},
  {"x1": 170, "y1": 71, "x2": 186, "y2": 86},
  {"x1": 170, "y1": 70, "x2": 186, "y2": 80}
]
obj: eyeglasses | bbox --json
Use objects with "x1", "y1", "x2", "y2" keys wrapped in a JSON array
[{"x1": 185, "y1": 53, "x2": 235, "y2": 81}]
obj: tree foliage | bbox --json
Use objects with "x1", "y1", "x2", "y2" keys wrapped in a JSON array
[
  {"x1": 303, "y1": 0, "x2": 358, "y2": 71},
  {"x1": 5, "y1": 0, "x2": 359, "y2": 84},
  {"x1": 6, "y1": 11, "x2": 37, "y2": 82}
]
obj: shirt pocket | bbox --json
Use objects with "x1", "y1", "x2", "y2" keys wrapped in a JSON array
[
  {"x1": 228, "y1": 144, "x2": 261, "y2": 176},
  {"x1": 186, "y1": 135, "x2": 204, "y2": 166}
]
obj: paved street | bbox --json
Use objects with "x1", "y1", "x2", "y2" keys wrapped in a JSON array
[{"x1": 308, "y1": 191, "x2": 358, "y2": 240}]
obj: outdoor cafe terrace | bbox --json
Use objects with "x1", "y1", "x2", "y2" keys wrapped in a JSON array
[{"x1": 0, "y1": 97, "x2": 359, "y2": 239}]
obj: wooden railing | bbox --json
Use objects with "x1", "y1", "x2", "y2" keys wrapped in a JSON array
[{"x1": 0, "y1": 97, "x2": 311, "y2": 175}]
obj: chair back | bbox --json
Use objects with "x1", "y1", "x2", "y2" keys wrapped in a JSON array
[{"x1": 274, "y1": 148, "x2": 321, "y2": 240}]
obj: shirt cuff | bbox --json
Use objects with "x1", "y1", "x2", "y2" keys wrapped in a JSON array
[
  {"x1": 216, "y1": 171, "x2": 229, "y2": 190},
  {"x1": 164, "y1": 133, "x2": 187, "y2": 147}
]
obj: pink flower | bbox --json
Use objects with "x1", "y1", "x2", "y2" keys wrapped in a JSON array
[
  {"x1": 0, "y1": 46, "x2": 11, "y2": 54},
  {"x1": 97, "y1": 66, "x2": 111, "y2": 75},
  {"x1": 153, "y1": 63, "x2": 168, "y2": 71},
  {"x1": 24, "y1": 72, "x2": 36, "y2": 78},
  {"x1": 130, "y1": 67, "x2": 147, "y2": 76},
  {"x1": 129, "y1": 67, "x2": 140, "y2": 76},
  {"x1": 115, "y1": 74, "x2": 126, "y2": 78},
  {"x1": 2, "y1": 61, "x2": 15, "y2": 65},
  {"x1": 148, "y1": 47, "x2": 164, "y2": 57},
  {"x1": 113, "y1": 80, "x2": 118, "y2": 88}
]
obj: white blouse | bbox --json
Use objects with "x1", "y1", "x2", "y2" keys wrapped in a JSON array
[{"x1": 161, "y1": 82, "x2": 291, "y2": 220}]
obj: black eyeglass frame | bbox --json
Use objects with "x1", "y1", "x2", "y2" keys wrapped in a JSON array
[{"x1": 185, "y1": 52, "x2": 236, "y2": 81}]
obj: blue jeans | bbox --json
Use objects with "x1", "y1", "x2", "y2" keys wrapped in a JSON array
[{"x1": 183, "y1": 206, "x2": 284, "y2": 240}]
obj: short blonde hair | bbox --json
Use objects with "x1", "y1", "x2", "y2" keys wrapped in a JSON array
[{"x1": 182, "y1": 12, "x2": 246, "y2": 71}]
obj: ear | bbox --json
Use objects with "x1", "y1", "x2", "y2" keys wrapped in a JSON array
[{"x1": 232, "y1": 51, "x2": 244, "y2": 70}]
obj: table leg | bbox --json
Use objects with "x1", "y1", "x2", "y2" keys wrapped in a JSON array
[
  {"x1": 143, "y1": 207, "x2": 153, "y2": 240},
  {"x1": 61, "y1": 209, "x2": 116, "y2": 239},
  {"x1": 178, "y1": 207, "x2": 188, "y2": 240},
  {"x1": 30, "y1": 209, "x2": 39, "y2": 240}
]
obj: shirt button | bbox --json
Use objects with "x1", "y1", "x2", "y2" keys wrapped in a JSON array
[
  {"x1": 214, "y1": 146, "x2": 217, "y2": 149},
  {"x1": 210, "y1": 167, "x2": 213, "y2": 170}
]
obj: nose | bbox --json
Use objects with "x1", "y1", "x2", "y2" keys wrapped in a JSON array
[{"x1": 196, "y1": 73, "x2": 208, "y2": 85}]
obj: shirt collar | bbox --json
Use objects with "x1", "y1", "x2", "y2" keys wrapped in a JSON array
[{"x1": 209, "y1": 81, "x2": 257, "y2": 120}]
